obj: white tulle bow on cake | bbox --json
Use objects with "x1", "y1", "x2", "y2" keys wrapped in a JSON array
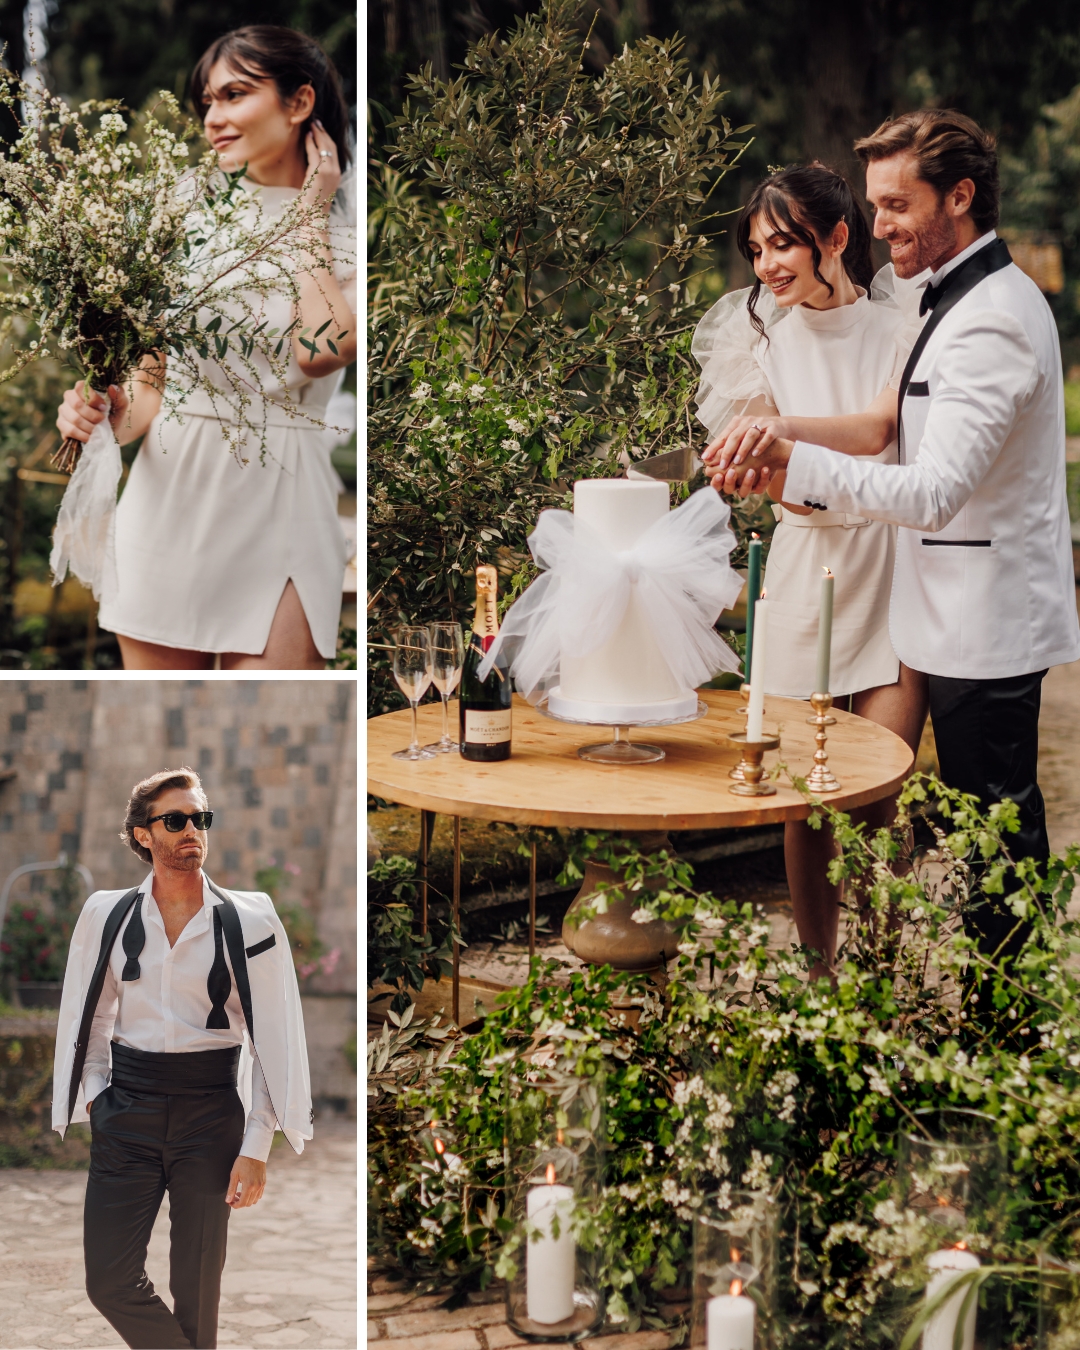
[{"x1": 479, "y1": 485, "x2": 744, "y2": 700}]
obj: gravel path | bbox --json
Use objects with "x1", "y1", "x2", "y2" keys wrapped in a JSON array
[{"x1": 0, "y1": 1116, "x2": 356, "y2": 1350}]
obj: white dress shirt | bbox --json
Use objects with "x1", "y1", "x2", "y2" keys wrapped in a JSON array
[
  {"x1": 784, "y1": 232, "x2": 1080, "y2": 679},
  {"x1": 83, "y1": 870, "x2": 277, "y2": 1161}
]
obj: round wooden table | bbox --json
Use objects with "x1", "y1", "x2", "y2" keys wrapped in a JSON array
[{"x1": 368, "y1": 689, "x2": 914, "y2": 1019}]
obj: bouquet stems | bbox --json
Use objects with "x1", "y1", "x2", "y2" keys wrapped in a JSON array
[{"x1": 51, "y1": 436, "x2": 84, "y2": 475}]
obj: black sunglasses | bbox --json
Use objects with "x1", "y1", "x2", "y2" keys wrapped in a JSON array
[{"x1": 146, "y1": 810, "x2": 214, "y2": 832}]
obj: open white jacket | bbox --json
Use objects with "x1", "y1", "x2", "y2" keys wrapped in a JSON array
[
  {"x1": 52, "y1": 881, "x2": 313, "y2": 1154},
  {"x1": 784, "y1": 248, "x2": 1080, "y2": 679}
]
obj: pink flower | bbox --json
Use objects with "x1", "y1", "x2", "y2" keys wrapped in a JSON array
[
  {"x1": 284, "y1": 862, "x2": 301, "y2": 876},
  {"x1": 319, "y1": 947, "x2": 341, "y2": 977}
]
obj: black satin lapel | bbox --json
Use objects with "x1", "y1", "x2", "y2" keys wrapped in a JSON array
[
  {"x1": 205, "y1": 907, "x2": 232, "y2": 1030},
  {"x1": 67, "y1": 887, "x2": 141, "y2": 1124},
  {"x1": 897, "y1": 238, "x2": 1013, "y2": 463},
  {"x1": 120, "y1": 896, "x2": 145, "y2": 982}
]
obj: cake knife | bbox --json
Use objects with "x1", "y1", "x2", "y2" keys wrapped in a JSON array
[{"x1": 625, "y1": 446, "x2": 703, "y2": 482}]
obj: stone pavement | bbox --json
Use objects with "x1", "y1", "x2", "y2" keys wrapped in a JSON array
[
  {"x1": 365, "y1": 1279, "x2": 678, "y2": 1350},
  {"x1": 0, "y1": 1116, "x2": 356, "y2": 1350}
]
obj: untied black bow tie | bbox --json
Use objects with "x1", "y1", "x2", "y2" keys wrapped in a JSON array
[{"x1": 117, "y1": 893, "x2": 232, "y2": 1030}]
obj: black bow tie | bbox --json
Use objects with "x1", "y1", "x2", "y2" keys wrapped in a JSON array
[
  {"x1": 919, "y1": 280, "x2": 943, "y2": 316},
  {"x1": 121, "y1": 895, "x2": 145, "y2": 981}
]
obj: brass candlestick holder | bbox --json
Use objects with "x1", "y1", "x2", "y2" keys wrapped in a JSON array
[
  {"x1": 805, "y1": 692, "x2": 841, "y2": 793},
  {"x1": 728, "y1": 683, "x2": 752, "y2": 782},
  {"x1": 727, "y1": 731, "x2": 780, "y2": 796}
]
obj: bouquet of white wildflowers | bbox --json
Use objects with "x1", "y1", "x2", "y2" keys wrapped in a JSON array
[{"x1": 0, "y1": 72, "x2": 344, "y2": 599}]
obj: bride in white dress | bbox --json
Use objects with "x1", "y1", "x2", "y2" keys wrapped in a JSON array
[
  {"x1": 693, "y1": 163, "x2": 927, "y2": 977},
  {"x1": 55, "y1": 26, "x2": 357, "y2": 670}
]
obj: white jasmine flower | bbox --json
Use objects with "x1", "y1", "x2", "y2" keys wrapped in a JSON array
[
  {"x1": 630, "y1": 907, "x2": 653, "y2": 925},
  {"x1": 411, "y1": 382, "x2": 432, "y2": 402}
]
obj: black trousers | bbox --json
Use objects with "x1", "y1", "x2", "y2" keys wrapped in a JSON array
[
  {"x1": 929, "y1": 670, "x2": 1049, "y2": 961},
  {"x1": 85, "y1": 1083, "x2": 244, "y2": 1349}
]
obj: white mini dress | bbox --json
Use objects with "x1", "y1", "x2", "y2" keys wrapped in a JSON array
[
  {"x1": 693, "y1": 272, "x2": 922, "y2": 698},
  {"x1": 97, "y1": 182, "x2": 357, "y2": 660}
]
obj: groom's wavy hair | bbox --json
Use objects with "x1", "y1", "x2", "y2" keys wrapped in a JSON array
[
  {"x1": 191, "y1": 25, "x2": 352, "y2": 170},
  {"x1": 854, "y1": 110, "x2": 999, "y2": 234},
  {"x1": 121, "y1": 768, "x2": 209, "y2": 865},
  {"x1": 736, "y1": 163, "x2": 875, "y2": 340}
]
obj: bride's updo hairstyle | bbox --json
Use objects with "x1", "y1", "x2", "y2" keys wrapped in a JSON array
[
  {"x1": 736, "y1": 163, "x2": 875, "y2": 338},
  {"x1": 190, "y1": 25, "x2": 352, "y2": 170}
]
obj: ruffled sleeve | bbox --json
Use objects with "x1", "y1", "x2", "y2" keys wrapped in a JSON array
[
  {"x1": 871, "y1": 263, "x2": 930, "y2": 390},
  {"x1": 691, "y1": 287, "x2": 782, "y2": 439}
]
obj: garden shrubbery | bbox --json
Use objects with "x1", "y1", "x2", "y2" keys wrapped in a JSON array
[
  {"x1": 368, "y1": 776, "x2": 1080, "y2": 1346},
  {"x1": 367, "y1": 0, "x2": 768, "y2": 714}
]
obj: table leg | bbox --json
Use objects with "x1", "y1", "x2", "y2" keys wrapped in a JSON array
[
  {"x1": 452, "y1": 815, "x2": 461, "y2": 1026},
  {"x1": 529, "y1": 839, "x2": 537, "y2": 963},
  {"x1": 418, "y1": 809, "x2": 435, "y2": 935}
]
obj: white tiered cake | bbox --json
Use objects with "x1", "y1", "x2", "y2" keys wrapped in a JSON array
[{"x1": 546, "y1": 480, "x2": 699, "y2": 723}]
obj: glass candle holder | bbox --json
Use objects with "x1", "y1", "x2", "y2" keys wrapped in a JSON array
[
  {"x1": 504, "y1": 1068, "x2": 605, "y2": 1343},
  {"x1": 898, "y1": 1109, "x2": 1006, "y2": 1350},
  {"x1": 691, "y1": 1190, "x2": 778, "y2": 1350}
]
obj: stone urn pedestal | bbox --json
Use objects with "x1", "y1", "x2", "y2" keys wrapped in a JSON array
[{"x1": 561, "y1": 832, "x2": 678, "y2": 974}]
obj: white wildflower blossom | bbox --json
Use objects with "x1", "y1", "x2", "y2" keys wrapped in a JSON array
[
  {"x1": 500, "y1": 437, "x2": 521, "y2": 452},
  {"x1": 506, "y1": 417, "x2": 529, "y2": 435},
  {"x1": 411, "y1": 382, "x2": 433, "y2": 402},
  {"x1": 631, "y1": 907, "x2": 654, "y2": 925}
]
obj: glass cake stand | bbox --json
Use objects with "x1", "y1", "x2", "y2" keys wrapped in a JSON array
[{"x1": 535, "y1": 695, "x2": 709, "y2": 764}]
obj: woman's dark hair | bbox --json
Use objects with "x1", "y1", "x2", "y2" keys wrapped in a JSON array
[
  {"x1": 191, "y1": 25, "x2": 352, "y2": 171},
  {"x1": 736, "y1": 163, "x2": 875, "y2": 338}
]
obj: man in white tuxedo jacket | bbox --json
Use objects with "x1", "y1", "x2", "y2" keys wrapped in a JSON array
[
  {"x1": 53, "y1": 768, "x2": 312, "y2": 1349},
  {"x1": 707, "y1": 109, "x2": 1080, "y2": 964}
]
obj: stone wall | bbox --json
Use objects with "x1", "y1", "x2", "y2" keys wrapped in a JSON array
[{"x1": 0, "y1": 679, "x2": 357, "y2": 996}]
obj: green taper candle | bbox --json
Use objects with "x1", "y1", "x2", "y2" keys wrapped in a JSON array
[
  {"x1": 744, "y1": 535, "x2": 762, "y2": 682},
  {"x1": 815, "y1": 567, "x2": 834, "y2": 694}
]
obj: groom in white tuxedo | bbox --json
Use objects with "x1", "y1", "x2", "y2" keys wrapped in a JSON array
[{"x1": 708, "y1": 108, "x2": 1080, "y2": 966}]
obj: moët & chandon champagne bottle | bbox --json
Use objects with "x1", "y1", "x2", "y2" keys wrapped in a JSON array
[{"x1": 459, "y1": 564, "x2": 512, "y2": 761}]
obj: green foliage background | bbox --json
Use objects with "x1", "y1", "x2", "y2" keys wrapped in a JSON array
[{"x1": 367, "y1": 0, "x2": 770, "y2": 713}]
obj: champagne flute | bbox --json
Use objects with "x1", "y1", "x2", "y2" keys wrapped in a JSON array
[
  {"x1": 424, "y1": 622, "x2": 465, "y2": 753},
  {"x1": 391, "y1": 626, "x2": 436, "y2": 761}
]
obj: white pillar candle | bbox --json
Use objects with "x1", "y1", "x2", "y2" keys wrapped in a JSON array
[
  {"x1": 707, "y1": 1286, "x2": 755, "y2": 1350},
  {"x1": 745, "y1": 598, "x2": 769, "y2": 742},
  {"x1": 923, "y1": 1247, "x2": 980, "y2": 1350},
  {"x1": 526, "y1": 1175, "x2": 575, "y2": 1325}
]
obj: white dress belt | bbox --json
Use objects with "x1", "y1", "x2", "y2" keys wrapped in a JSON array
[{"x1": 772, "y1": 504, "x2": 871, "y2": 529}]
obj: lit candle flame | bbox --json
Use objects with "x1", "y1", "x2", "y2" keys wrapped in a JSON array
[
  {"x1": 751, "y1": 532, "x2": 759, "y2": 540},
  {"x1": 823, "y1": 566, "x2": 833, "y2": 577},
  {"x1": 731, "y1": 1248, "x2": 741, "y2": 1263},
  {"x1": 434, "y1": 1138, "x2": 445, "y2": 1155},
  {"x1": 730, "y1": 1279, "x2": 743, "y2": 1297},
  {"x1": 761, "y1": 587, "x2": 767, "y2": 599},
  {"x1": 937, "y1": 1196, "x2": 948, "y2": 1206},
  {"x1": 546, "y1": 1163, "x2": 556, "y2": 1185},
  {"x1": 556, "y1": 1129, "x2": 564, "y2": 1145},
  {"x1": 955, "y1": 1241, "x2": 968, "y2": 1251}
]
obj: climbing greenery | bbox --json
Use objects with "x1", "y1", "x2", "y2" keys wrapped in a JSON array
[
  {"x1": 366, "y1": 0, "x2": 756, "y2": 713},
  {"x1": 368, "y1": 775, "x2": 1080, "y2": 1345}
]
